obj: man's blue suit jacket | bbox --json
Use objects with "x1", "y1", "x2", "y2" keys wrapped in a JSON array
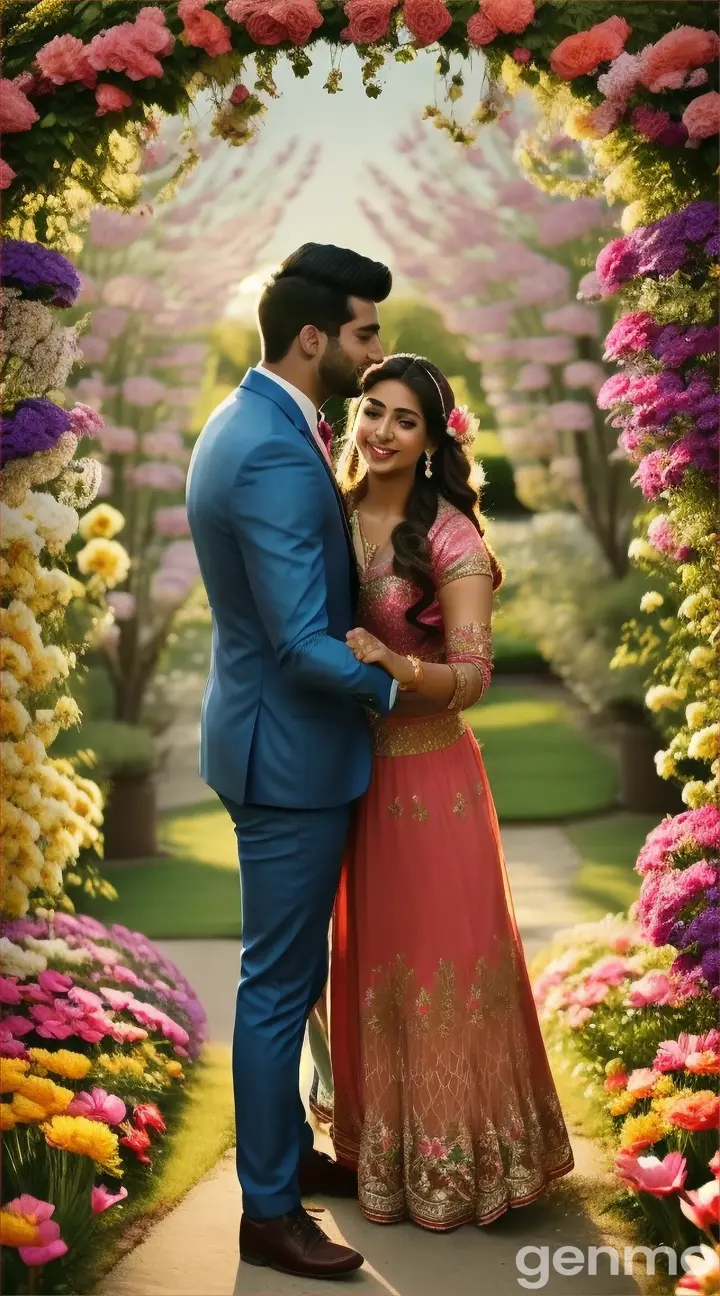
[{"x1": 186, "y1": 367, "x2": 394, "y2": 809}]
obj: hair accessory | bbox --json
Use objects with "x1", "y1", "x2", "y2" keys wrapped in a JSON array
[
  {"x1": 424, "y1": 449, "x2": 433, "y2": 479},
  {"x1": 446, "y1": 405, "x2": 479, "y2": 447}
]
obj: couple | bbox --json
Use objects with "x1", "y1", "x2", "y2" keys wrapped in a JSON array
[{"x1": 186, "y1": 243, "x2": 573, "y2": 1280}]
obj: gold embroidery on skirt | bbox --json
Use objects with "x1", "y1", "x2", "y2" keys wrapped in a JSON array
[
  {"x1": 369, "y1": 712, "x2": 467, "y2": 758},
  {"x1": 412, "y1": 796, "x2": 429, "y2": 822},
  {"x1": 387, "y1": 797, "x2": 403, "y2": 819},
  {"x1": 453, "y1": 792, "x2": 467, "y2": 818}
]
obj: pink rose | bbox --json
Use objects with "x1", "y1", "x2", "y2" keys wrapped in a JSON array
[
  {"x1": 224, "y1": 0, "x2": 286, "y2": 44},
  {"x1": 268, "y1": 0, "x2": 323, "y2": 44},
  {"x1": 88, "y1": 8, "x2": 175, "y2": 82},
  {"x1": 0, "y1": 78, "x2": 39, "y2": 132},
  {"x1": 683, "y1": 91, "x2": 720, "y2": 142},
  {"x1": 67, "y1": 1087, "x2": 127, "y2": 1125},
  {"x1": 343, "y1": 0, "x2": 395, "y2": 44},
  {"x1": 627, "y1": 971, "x2": 675, "y2": 1008},
  {"x1": 230, "y1": 83, "x2": 250, "y2": 105},
  {"x1": 403, "y1": 0, "x2": 452, "y2": 47},
  {"x1": 550, "y1": 15, "x2": 631, "y2": 80},
  {"x1": 0, "y1": 157, "x2": 17, "y2": 189},
  {"x1": 639, "y1": 27, "x2": 720, "y2": 94},
  {"x1": 95, "y1": 84, "x2": 133, "y2": 116},
  {"x1": 178, "y1": 0, "x2": 232, "y2": 56},
  {"x1": 566, "y1": 1004, "x2": 593, "y2": 1028},
  {"x1": 418, "y1": 1136, "x2": 433, "y2": 1156},
  {"x1": 36, "y1": 34, "x2": 97, "y2": 87},
  {"x1": 482, "y1": 0, "x2": 534, "y2": 36},
  {"x1": 467, "y1": 11, "x2": 497, "y2": 46},
  {"x1": 513, "y1": 47, "x2": 531, "y2": 64}
]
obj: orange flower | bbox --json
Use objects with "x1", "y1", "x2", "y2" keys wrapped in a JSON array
[
  {"x1": 686, "y1": 1050, "x2": 720, "y2": 1076},
  {"x1": 665, "y1": 1091, "x2": 720, "y2": 1133},
  {"x1": 550, "y1": 15, "x2": 630, "y2": 80}
]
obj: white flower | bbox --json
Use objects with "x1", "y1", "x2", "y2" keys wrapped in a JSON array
[
  {"x1": 645, "y1": 685, "x2": 683, "y2": 712},
  {"x1": 686, "y1": 702, "x2": 708, "y2": 729},
  {"x1": 628, "y1": 538, "x2": 657, "y2": 563},
  {"x1": 24, "y1": 936, "x2": 92, "y2": 966},
  {"x1": 679, "y1": 593, "x2": 703, "y2": 620},
  {"x1": 27, "y1": 492, "x2": 79, "y2": 552},
  {"x1": 640, "y1": 591, "x2": 663, "y2": 613},
  {"x1": 687, "y1": 724, "x2": 720, "y2": 762},
  {"x1": 689, "y1": 645, "x2": 715, "y2": 669},
  {"x1": 655, "y1": 748, "x2": 677, "y2": 779},
  {"x1": 0, "y1": 935, "x2": 47, "y2": 978},
  {"x1": 682, "y1": 780, "x2": 712, "y2": 808}
]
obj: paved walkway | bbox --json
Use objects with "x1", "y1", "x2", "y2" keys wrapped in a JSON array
[{"x1": 99, "y1": 823, "x2": 640, "y2": 1296}]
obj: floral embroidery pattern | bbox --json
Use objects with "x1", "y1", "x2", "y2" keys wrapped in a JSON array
[
  {"x1": 453, "y1": 792, "x2": 467, "y2": 818},
  {"x1": 387, "y1": 797, "x2": 403, "y2": 819},
  {"x1": 412, "y1": 795, "x2": 429, "y2": 822}
]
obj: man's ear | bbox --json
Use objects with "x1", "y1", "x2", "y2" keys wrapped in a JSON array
[{"x1": 298, "y1": 324, "x2": 324, "y2": 358}]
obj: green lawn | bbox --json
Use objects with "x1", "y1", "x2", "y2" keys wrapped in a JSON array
[
  {"x1": 565, "y1": 812, "x2": 658, "y2": 921},
  {"x1": 468, "y1": 685, "x2": 618, "y2": 821}
]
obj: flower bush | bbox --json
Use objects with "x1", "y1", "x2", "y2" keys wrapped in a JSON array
[
  {"x1": 532, "y1": 909, "x2": 719, "y2": 1261},
  {"x1": 0, "y1": 908, "x2": 205, "y2": 1293}
]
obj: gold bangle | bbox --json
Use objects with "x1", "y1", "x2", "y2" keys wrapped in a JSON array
[
  {"x1": 448, "y1": 663, "x2": 468, "y2": 712},
  {"x1": 398, "y1": 655, "x2": 424, "y2": 692}
]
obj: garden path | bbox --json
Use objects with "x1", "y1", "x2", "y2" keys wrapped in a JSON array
[{"x1": 98, "y1": 827, "x2": 641, "y2": 1296}]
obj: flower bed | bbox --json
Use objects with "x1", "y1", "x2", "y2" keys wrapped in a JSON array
[{"x1": 0, "y1": 909, "x2": 206, "y2": 1294}]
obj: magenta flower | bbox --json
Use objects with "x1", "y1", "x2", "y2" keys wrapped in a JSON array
[
  {"x1": 4, "y1": 1196, "x2": 68, "y2": 1268},
  {"x1": 604, "y1": 311, "x2": 662, "y2": 361},
  {"x1": 2, "y1": 1016, "x2": 33, "y2": 1037},
  {"x1": 627, "y1": 971, "x2": 675, "y2": 1008},
  {"x1": 91, "y1": 1184, "x2": 129, "y2": 1215},
  {"x1": 67, "y1": 1087, "x2": 127, "y2": 1125},
  {"x1": 38, "y1": 969, "x2": 73, "y2": 995},
  {"x1": 100, "y1": 987, "x2": 136, "y2": 1012},
  {"x1": 636, "y1": 860, "x2": 717, "y2": 946},
  {"x1": 69, "y1": 987, "x2": 104, "y2": 1011},
  {"x1": 0, "y1": 977, "x2": 22, "y2": 1004},
  {"x1": 615, "y1": 1150, "x2": 687, "y2": 1197},
  {"x1": 680, "y1": 1180, "x2": 720, "y2": 1232}
]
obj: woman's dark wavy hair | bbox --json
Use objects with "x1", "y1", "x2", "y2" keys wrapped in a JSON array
[{"x1": 338, "y1": 353, "x2": 503, "y2": 634}]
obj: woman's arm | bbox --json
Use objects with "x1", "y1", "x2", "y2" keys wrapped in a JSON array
[{"x1": 347, "y1": 571, "x2": 494, "y2": 709}]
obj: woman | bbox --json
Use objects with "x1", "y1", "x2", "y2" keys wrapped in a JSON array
[{"x1": 327, "y1": 354, "x2": 574, "y2": 1231}]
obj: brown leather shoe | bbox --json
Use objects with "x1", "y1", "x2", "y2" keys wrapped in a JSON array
[
  {"x1": 240, "y1": 1206, "x2": 364, "y2": 1278},
  {"x1": 299, "y1": 1148, "x2": 358, "y2": 1198}
]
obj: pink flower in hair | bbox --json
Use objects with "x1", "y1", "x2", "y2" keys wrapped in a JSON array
[{"x1": 446, "y1": 405, "x2": 477, "y2": 446}]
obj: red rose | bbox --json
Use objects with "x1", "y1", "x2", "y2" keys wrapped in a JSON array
[
  {"x1": 403, "y1": 0, "x2": 452, "y2": 47},
  {"x1": 230, "y1": 83, "x2": 250, "y2": 105},
  {"x1": 344, "y1": 0, "x2": 395, "y2": 45},
  {"x1": 225, "y1": 0, "x2": 286, "y2": 45}
]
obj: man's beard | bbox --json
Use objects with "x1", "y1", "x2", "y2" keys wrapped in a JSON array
[{"x1": 318, "y1": 338, "x2": 363, "y2": 399}]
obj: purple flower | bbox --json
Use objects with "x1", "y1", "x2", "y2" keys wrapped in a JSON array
[
  {"x1": 684, "y1": 906, "x2": 720, "y2": 952},
  {"x1": 1, "y1": 238, "x2": 81, "y2": 307},
  {"x1": 682, "y1": 201, "x2": 720, "y2": 244},
  {"x1": 651, "y1": 324, "x2": 720, "y2": 368},
  {"x1": 0, "y1": 398, "x2": 73, "y2": 466},
  {"x1": 701, "y1": 946, "x2": 720, "y2": 987},
  {"x1": 636, "y1": 859, "x2": 718, "y2": 946}
]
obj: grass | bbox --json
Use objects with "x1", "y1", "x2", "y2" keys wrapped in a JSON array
[
  {"x1": 468, "y1": 684, "x2": 618, "y2": 821},
  {"x1": 566, "y1": 812, "x2": 658, "y2": 921},
  {"x1": 83, "y1": 804, "x2": 241, "y2": 939},
  {"x1": 71, "y1": 1043, "x2": 234, "y2": 1293}
]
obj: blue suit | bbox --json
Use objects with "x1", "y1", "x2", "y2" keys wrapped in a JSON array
[{"x1": 186, "y1": 367, "x2": 393, "y2": 1218}]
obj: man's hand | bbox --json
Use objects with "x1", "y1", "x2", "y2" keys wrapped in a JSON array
[{"x1": 346, "y1": 629, "x2": 416, "y2": 686}]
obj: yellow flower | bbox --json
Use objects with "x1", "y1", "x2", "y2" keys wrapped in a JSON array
[
  {"x1": 621, "y1": 200, "x2": 648, "y2": 233},
  {"x1": 689, "y1": 646, "x2": 715, "y2": 669},
  {"x1": 53, "y1": 696, "x2": 81, "y2": 729},
  {"x1": 28, "y1": 1050, "x2": 93, "y2": 1083},
  {"x1": 619, "y1": 1111, "x2": 668, "y2": 1152},
  {"x1": 0, "y1": 1057, "x2": 30, "y2": 1093},
  {"x1": 17, "y1": 1075, "x2": 73, "y2": 1115},
  {"x1": 608, "y1": 1092, "x2": 637, "y2": 1117},
  {"x1": 645, "y1": 685, "x2": 683, "y2": 713},
  {"x1": 687, "y1": 702, "x2": 709, "y2": 730},
  {"x1": 655, "y1": 749, "x2": 677, "y2": 780},
  {"x1": 11, "y1": 1094, "x2": 49, "y2": 1123},
  {"x1": 680, "y1": 593, "x2": 703, "y2": 620},
  {"x1": 565, "y1": 106, "x2": 603, "y2": 140},
  {"x1": 688, "y1": 724, "x2": 720, "y2": 762},
  {"x1": 0, "y1": 1210, "x2": 38, "y2": 1248},
  {"x1": 78, "y1": 503, "x2": 125, "y2": 541},
  {"x1": 0, "y1": 1103, "x2": 17, "y2": 1130},
  {"x1": 628, "y1": 538, "x2": 657, "y2": 563},
  {"x1": 683, "y1": 780, "x2": 713, "y2": 809},
  {"x1": 640, "y1": 591, "x2": 663, "y2": 613},
  {"x1": 95, "y1": 1053, "x2": 145, "y2": 1079},
  {"x1": 166, "y1": 1060, "x2": 184, "y2": 1080},
  {"x1": 76, "y1": 538, "x2": 131, "y2": 589},
  {"x1": 42, "y1": 1114, "x2": 123, "y2": 1173},
  {"x1": 653, "y1": 1075, "x2": 676, "y2": 1098}
]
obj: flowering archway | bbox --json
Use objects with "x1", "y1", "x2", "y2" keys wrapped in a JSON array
[{"x1": 1, "y1": 3, "x2": 719, "y2": 1290}]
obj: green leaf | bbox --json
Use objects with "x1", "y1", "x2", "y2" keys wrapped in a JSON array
[{"x1": 365, "y1": 84, "x2": 382, "y2": 99}]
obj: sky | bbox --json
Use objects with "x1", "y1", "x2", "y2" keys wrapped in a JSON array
[{"x1": 204, "y1": 46, "x2": 487, "y2": 316}]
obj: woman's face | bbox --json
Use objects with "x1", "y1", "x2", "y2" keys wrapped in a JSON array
[{"x1": 354, "y1": 378, "x2": 429, "y2": 478}]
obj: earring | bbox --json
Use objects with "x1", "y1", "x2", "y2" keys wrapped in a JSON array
[{"x1": 424, "y1": 450, "x2": 433, "y2": 479}]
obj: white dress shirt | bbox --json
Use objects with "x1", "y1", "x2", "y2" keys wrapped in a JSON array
[{"x1": 254, "y1": 365, "x2": 398, "y2": 711}]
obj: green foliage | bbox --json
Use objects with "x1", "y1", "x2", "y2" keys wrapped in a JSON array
[{"x1": 54, "y1": 718, "x2": 157, "y2": 778}]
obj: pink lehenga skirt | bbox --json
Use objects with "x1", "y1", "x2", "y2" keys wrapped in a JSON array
[{"x1": 329, "y1": 711, "x2": 574, "y2": 1231}]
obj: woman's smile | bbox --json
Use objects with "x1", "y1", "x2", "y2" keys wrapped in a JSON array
[{"x1": 367, "y1": 443, "x2": 398, "y2": 462}]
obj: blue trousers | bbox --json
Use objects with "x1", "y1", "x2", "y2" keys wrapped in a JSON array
[{"x1": 221, "y1": 797, "x2": 351, "y2": 1220}]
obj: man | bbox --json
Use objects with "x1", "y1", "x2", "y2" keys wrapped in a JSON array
[{"x1": 186, "y1": 244, "x2": 397, "y2": 1279}]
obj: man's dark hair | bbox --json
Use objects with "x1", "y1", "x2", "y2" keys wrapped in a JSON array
[{"x1": 257, "y1": 243, "x2": 392, "y2": 363}]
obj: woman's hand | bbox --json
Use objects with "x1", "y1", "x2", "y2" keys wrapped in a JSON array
[{"x1": 346, "y1": 628, "x2": 416, "y2": 686}]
